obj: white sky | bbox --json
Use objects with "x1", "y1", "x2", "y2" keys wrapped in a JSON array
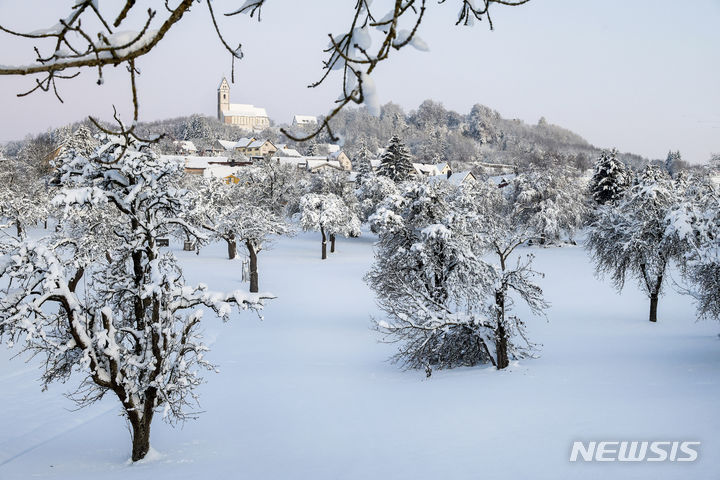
[{"x1": 0, "y1": 0, "x2": 718, "y2": 163}]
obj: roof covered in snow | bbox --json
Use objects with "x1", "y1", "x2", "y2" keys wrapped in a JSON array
[
  {"x1": 429, "y1": 170, "x2": 476, "y2": 185},
  {"x1": 293, "y1": 115, "x2": 317, "y2": 124},
  {"x1": 222, "y1": 103, "x2": 268, "y2": 118},
  {"x1": 204, "y1": 165, "x2": 244, "y2": 179},
  {"x1": 413, "y1": 163, "x2": 440, "y2": 176},
  {"x1": 161, "y1": 155, "x2": 230, "y2": 170},
  {"x1": 174, "y1": 140, "x2": 197, "y2": 152}
]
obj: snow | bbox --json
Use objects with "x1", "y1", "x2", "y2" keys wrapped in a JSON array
[
  {"x1": 360, "y1": 73, "x2": 380, "y2": 117},
  {"x1": 0, "y1": 229, "x2": 718, "y2": 479},
  {"x1": 221, "y1": 104, "x2": 268, "y2": 119}
]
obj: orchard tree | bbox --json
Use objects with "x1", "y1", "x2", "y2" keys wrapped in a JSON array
[
  {"x1": 0, "y1": 153, "x2": 49, "y2": 238},
  {"x1": 586, "y1": 165, "x2": 682, "y2": 323},
  {"x1": 356, "y1": 174, "x2": 400, "y2": 224},
  {"x1": 668, "y1": 174, "x2": 720, "y2": 321},
  {"x1": 244, "y1": 158, "x2": 308, "y2": 216},
  {"x1": 376, "y1": 135, "x2": 415, "y2": 182},
  {"x1": 298, "y1": 193, "x2": 361, "y2": 259},
  {"x1": 511, "y1": 162, "x2": 589, "y2": 244},
  {"x1": 0, "y1": 138, "x2": 271, "y2": 461},
  {"x1": 588, "y1": 149, "x2": 629, "y2": 205},
  {"x1": 456, "y1": 178, "x2": 548, "y2": 369},
  {"x1": 368, "y1": 180, "x2": 546, "y2": 373}
]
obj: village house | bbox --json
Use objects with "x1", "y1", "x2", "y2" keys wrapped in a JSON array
[
  {"x1": 173, "y1": 140, "x2": 197, "y2": 155},
  {"x1": 305, "y1": 157, "x2": 347, "y2": 173},
  {"x1": 292, "y1": 115, "x2": 318, "y2": 127},
  {"x1": 236, "y1": 139, "x2": 277, "y2": 160},
  {"x1": 429, "y1": 170, "x2": 477, "y2": 185},
  {"x1": 328, "y1": 150, "x2": 352, "y2": 170},
  {"x1": 434, "y1": 162, "x2": 451, "y2": 176},
  {"x1": 413, "y1": 163, "x2": 440, "y2": 177}
]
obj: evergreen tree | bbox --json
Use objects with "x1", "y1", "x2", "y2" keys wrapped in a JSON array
[
  {"x1": 376, "y1": 135, "x2": 414, "y2": 182},
  {"x1": 665, "y1": 150, "x2": 682, "y2": 178},
  {"x1": 589, "y1": 149, "x2": 629, "y2": 205},
  {"x1": 305, "y1": 140, "x2": 319, "y2": 156},
  {"x1": 352, "y1": 140, "x2": 374, "y2": 183}
]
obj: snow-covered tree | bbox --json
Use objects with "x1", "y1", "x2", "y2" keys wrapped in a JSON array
[
  {"x1": 298, "y1": 193, "x2": 360, "y2": 259},
  {"x1": 0, "y1": 153, "x2": 49, "y2": 238},
  {"x1": 355, "y1": 174, "x2": 400, "y2": 224},
  {"x1": 0, "y1": 138, "x2": 271, "y2": 461},
  {"x1": 368, "y1": 180, "x2": 546, "y2": 373},
  {"x1": 586, "y1": 165, "x2": 682, "y2": 322},
  {"x1": 352, "y1": 140, "x2": 375, "y2": 183},
  {"x1": 455, "y1": 179, "x2": 548, "y2": 369},
  {"x1": 376, "y1": 135, "x2": 414, "y2": 182},
  {"x1": 194, "y1": 172, "x2": 291, "y2": 292},
  {"x1": 245, "y1": 158, "x2": 308, "y2": 216},
  {"x1": 510, "y1": 163, "x2": 589, "y2": 244},
  {"x1": 59, "y1": 125, "x2": 98, "y2": 159},
  {"x1": 665, "y1": 150, "x2": 682, "y2": 178},
  {"x1": 588, "y1": 149, "x2": 629, "y2": 205},
  {"x1": 667, "y1": 174, "x2": 720, "y2": 321},
  {"x1": 305, "y1": 140, "x2": 319, "y2": 156}
]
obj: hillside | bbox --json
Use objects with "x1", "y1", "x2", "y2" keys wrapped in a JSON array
[{"x1": 2, "y1": 100, "x2": 652, "y2": 174}]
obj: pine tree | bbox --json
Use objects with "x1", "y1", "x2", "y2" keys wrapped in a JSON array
[
  {"x1": 665, "y1": 150, "x2": 682, "y2": 178},
  {"x1": 376, "y1": 135, "x2": 414, "y2": 182},
  {"x1": 305, "y1": 140, "x2": 318, "y2": 156},
  {"x1": 352, "y1": 140, "x2": 374, "y2": 183},
  {"x1": 589, "y1": 149, "x2": 629, "y2": 205}
]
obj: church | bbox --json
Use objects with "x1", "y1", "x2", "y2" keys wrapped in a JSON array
[{"x1": 217, "y1": 77, "x2": 270, "y2": 130}]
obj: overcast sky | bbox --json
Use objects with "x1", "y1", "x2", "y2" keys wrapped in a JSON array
[{"x1": 0, "y1": 0, "x2": 718, "y2": 163}]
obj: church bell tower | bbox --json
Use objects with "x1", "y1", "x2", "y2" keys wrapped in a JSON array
[{"x1": 218, "y1": 77, "x2": 230, "y2": 120}]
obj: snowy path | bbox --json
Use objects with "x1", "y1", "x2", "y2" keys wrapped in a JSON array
[{"x1": 0, "y1": 231, "x2": 718, "y2": 479}]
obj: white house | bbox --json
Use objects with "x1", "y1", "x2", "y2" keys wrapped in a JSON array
[
  {"x1": 173, "y1": 140, "x2": 197, "y2": 154},
  {"x1": 292, "y1": 115, "x2": 318, "y2": 127},
  {"x1": 413, "y1": 163, "x2": 440, "y2": 177}
]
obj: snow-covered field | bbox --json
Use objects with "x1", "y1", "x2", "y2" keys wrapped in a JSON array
[{"x1": 1, "y1": 230, "x2": 718, "y2": 479}]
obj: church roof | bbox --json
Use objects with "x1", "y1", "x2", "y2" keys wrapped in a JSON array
[{"x1": 222, "y1": 103, "x2": 268, "y2": 118}]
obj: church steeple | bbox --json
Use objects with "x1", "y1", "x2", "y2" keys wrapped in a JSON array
[{"x1": 218, "y1": 77, "x2": 230, "y2": 120}]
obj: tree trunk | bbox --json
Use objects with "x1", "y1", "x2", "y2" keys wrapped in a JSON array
[
  {"x1": 648, "y1": 273, "x2": 663, "y2": 323},
  {"x1": 495, "y1": 290, "x2": 509, "y2": 369},
  {"x1": 330, "y1": 233, "x2": 336, "y2": 253},
  {"x1": 321, "y1": 227, "x2": 327, "y2": 260},
  {"x1": 246, "y1": 240, "x2": 259, "y2": 293},
  {"x1": 226, "y1": 233, "x2": 237, "y2": 260},
  {"x1": 15, "y1": 220, "x2": 22, "y2": 238},
  {"x1": 649, "y1": 293, "x2": 659, "y2": 323},
  {"x1": 130, "y1": 416, "x2": 152, "y2": 462}
]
